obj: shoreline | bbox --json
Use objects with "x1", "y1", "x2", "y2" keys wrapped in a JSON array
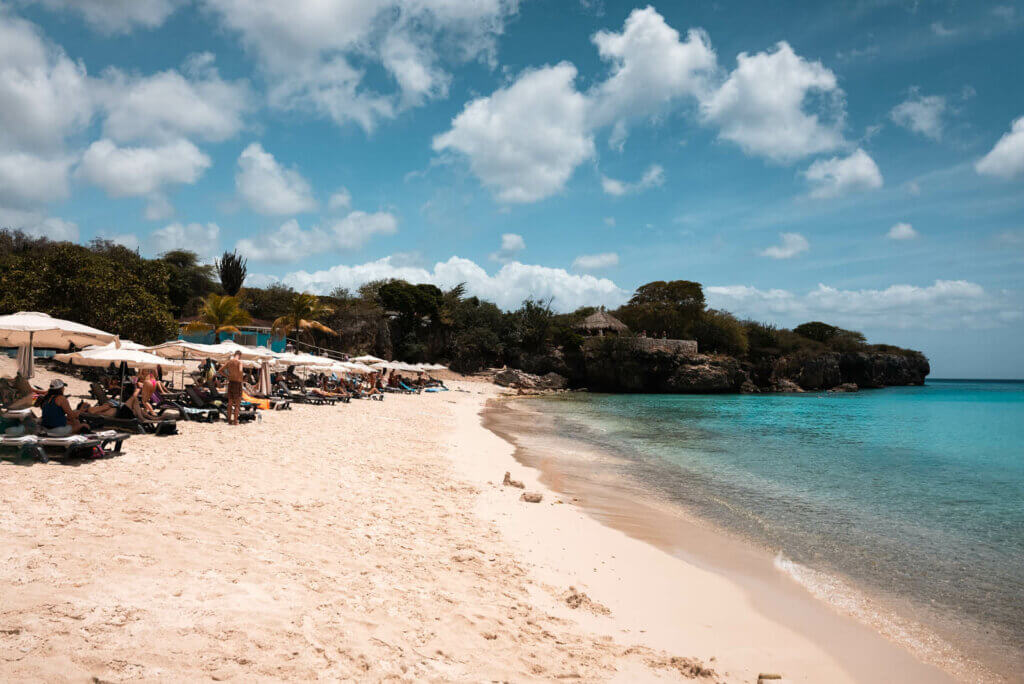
[
  {"x1": 0, "y1": 358, "x2": 971, "y2": 681},
  {"x1": 476, "y1": 394, "x2": 968, "y2": 683}
]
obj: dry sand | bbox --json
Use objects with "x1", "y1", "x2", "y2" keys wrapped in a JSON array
[{"x1": 0, "y1": 359, "x2": 951, "y2": 682}]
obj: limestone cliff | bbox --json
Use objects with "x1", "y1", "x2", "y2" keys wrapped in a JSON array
[{"x1": 564, "y1": 339, "x2": 929, "y2": 394}]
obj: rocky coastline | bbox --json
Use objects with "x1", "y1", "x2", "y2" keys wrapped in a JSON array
[{"x1": 494, "y1": 345, "x2": 930, "y2": 394}]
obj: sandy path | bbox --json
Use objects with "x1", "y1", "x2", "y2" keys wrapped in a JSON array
[{"x1": 0, "y1": 364, "x2": 708, "y2": 682}]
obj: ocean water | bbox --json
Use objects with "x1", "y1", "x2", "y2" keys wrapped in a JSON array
[{"x1": 519, "y1": 380, "x2": 1024, "y2": 680}]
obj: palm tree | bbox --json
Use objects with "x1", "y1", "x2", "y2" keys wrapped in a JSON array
[
  {"x1": 272, "y1": 293, "x2": 337, "y2": 344},
  {"x1": 184, "y1": 293, "x2": 252, "y2": 343},
  {"x1": 216, "y1": 250, "x2": 248, "y2": 296}
]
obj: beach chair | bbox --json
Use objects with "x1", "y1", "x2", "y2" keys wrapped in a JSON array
[
  {"x1": 274, "y1": 381, "x2": 331, "y2": 406},
  {"x1": 0, "y1": 430, "x2": 130, "y2": 463},
  {"x1": 185, "y1": 387, "x2": 258, "y2": 422}
]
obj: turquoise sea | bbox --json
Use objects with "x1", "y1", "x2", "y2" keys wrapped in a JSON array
[{"x1": 521, "y1": 380, "x2": 1024, "y2": 679}]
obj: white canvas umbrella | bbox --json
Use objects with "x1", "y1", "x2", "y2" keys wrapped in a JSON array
[
  {"x1": 340, "y1": 362, "x2": 374, "y2": 374},
  {"x1": 84, "y1": 340, "x2": 147, "y2": 352},
  {"x1": 258, "y1": 359, "x2": 271, "y2": 395},
  {"x1": 147, "y1": 340, "x2": 231, "y2": 361},
  {"x1": 0, "y1": 312, "x2": 119, "y2": 379},
  {"x1": 55, "y1": 347, "x2": 186, "y2": 370},
  {"x1": 351, "y1": 354, "x2": 385, "y2": 364}
]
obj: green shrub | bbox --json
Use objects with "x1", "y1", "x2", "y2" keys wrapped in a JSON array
[{"x1": 692, "y1": 310, "x2": 749, "y2": 356}]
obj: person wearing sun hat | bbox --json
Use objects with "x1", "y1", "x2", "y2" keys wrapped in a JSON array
[{"x1": 36, "y1": 378, "x2": 85, "y2": 435}]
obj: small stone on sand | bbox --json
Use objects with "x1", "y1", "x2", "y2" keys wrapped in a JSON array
[{"x1": 520, "y1": 492, "x2": 543, "y2": 503}]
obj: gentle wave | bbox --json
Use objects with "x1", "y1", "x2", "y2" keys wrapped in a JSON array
[{"x1": 771, "y1": 552, "x2": 985, "y2": 679}]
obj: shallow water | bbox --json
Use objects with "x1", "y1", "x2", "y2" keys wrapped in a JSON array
[{"x1": 517, "y1": 381, "x2": 1024, "y2": 681}]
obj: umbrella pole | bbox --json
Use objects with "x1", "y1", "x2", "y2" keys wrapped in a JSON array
[{"x1": 28, "y1": 330, "x2": 34, "y2": 380}]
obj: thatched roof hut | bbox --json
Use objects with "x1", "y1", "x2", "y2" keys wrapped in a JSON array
[{"x1": 576, "y1": 309, "x2": 629, "y2": 336}]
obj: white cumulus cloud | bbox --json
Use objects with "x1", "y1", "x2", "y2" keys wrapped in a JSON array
[
  {"x1": 0, "y1": 207, "x2": 79, "y2": 242},
  {"x1": 77, "y1": 138, "x2": 211, "y2": 197},
  {"x1": 700, "y1": 41, "x2": 845, "y2": 162},
  {"x1": 489, "y1": 233, "x2": 526, "y2": 263},
  {"x1": 887, "y1": 222, "x2": 919, "y2": 240},
  {"x1": 587, "y1": 7, "x2": 716, "y2": 146},
  {"x1": 235, "y1": 211, "x2": 398, "y2": 263},
  {"x1": 759, "y1": 232, "x2": 809, "y2": 259},
  {"x1": 328, "y1": 187, "x2": 352, "y2": 211},
  {"x1": 706, "y1": 280, "x2": 1019, "y2": 330},
  {"x1": 150, "y1": 221, "x2": 220, "y2": 258},
  {"x1": 204, "y1": 0, "x2": 517, "y2": 132},
  {"x1": 976, "y1": 116, "x2": 1024, "y2": 179},
  {"x1": 274, "y1": 255, "x2": 629, "y2": 312},
  {"x1": 890, "y1": 91, "x2": 946, "y2": 140},
  {"x1": 804, "y1": 148, "x2": 883, "y2": 199},
  {"x1": 601, "y1": 164, "x2": 664, "y2": 196},
  {"x1": 0, "y1": 12, "x2": 92, "y2": 152},
  {"x1": 98, "y1": 55, "x2": 252, "y2": 143},
  {"x1": 433, "y1": 63, "x2": 594, "y2": 203},
  {"x1": 572, "y1": 252, "x2": 619, "y2": 271},
  {"x1": 235, "y1": 142, "x2": 317, "y2": 215},
  {"x1": 33, "y1": 0, "x2": 188, "y2": 34},
  {"x1": 0, "y1": 152, "x2": 73, "y2": 207}
]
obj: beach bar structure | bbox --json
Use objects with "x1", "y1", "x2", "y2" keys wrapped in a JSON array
[{"x1": 575, "y1": 309, "x2": 629, "y2": 337}]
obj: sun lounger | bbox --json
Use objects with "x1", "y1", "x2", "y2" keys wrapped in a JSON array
[
  {"x1": 185, "y1": 387, "x2": 257, "y2": 422},
  {"x1": 274, "y1": 381, "x2": 331, "y2": 406},
  {"x1": 0, "y1": 430, "x2": 129, "y2": 462}
]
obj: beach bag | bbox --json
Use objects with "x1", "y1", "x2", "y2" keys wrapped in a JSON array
[{"x1": 90, "y1": 445, "x2": 106, "y2": 459}]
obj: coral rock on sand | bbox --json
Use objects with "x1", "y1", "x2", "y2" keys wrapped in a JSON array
[
  {"x1": 502, "y1": 471, "x2": 525, "y2": 489},
  {"x1": 520, "y1": 492, "x2": 543, "y2": 503}
]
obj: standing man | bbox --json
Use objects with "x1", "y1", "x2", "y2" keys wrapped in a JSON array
[{"x1": 219, "y1": 351, "x2": 244, "y2": 426}]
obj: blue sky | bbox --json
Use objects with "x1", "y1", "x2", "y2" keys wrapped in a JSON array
[{"x1": 1, "y1": 1, "x2": 1023, "y2": 377}]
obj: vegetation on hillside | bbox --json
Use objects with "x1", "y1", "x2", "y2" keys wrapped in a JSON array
[{"x1": 0, "y1": 229, "x2": 921, "y2": 370}]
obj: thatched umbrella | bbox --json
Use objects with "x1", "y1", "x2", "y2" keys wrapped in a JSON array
[{"x1": 575, "y1": 309, "x2": 629, "y2": 336}]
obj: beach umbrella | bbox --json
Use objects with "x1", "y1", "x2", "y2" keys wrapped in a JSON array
[
  {"x1": 0, "y1": 312, "x2": 119, "y2": 379},
  {"x1": 84, "y1": 340, "x2": 148, "y2": 352},
  {"x1": 147, "y1": 340, "x2": 231, "y2": 361},
  {"x1": 351, "y1": 354, "x2": 385, "y2": 364},
  {"x1": 54, "y1": 347, "x2": 186, "y2": 370},
  {"x1": 341, "y1": 362, "x2": 374, "y2": 374},
  {"x1": 258, "y1": 359, "x2": 271, "y2": 395}
]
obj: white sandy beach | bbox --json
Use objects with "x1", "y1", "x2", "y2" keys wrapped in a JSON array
[{"x1": 0, "y1": 358, "x2": 953, "y2": 682}]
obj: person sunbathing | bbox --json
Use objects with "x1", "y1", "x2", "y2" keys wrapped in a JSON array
[
  {"x1": 125, "y1": 381, "x2": 159, "y2": 421},
  {"x1": 309, "y1": 377, "x2": 350, "y2": 399},
  {"x1": 138, "y1": 368, "x2": 170, "y2": 406},
  {"x1": 0, "y1": 374, "x2": 39, "y2": 410},
  {"x1": 36, "y1": 379, "x2": 87, "y2": 435}
]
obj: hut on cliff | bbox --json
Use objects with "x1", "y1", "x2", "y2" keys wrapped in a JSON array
[{"x1": 575, "y1": 309, "x2": 629, "y2": 337}]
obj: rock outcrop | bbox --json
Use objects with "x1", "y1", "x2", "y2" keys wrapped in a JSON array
[
  {"x1": 543, "y1": 339, "x2": 930, "y2": 394},
  {"x1": 770, "y1": 351, "x2": 929, "y2": 391},
  {"x1": 493, "y1": 368, "x2": 567, "y2": 391}
]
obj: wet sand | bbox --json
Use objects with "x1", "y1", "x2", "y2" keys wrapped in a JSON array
[{"x1": 483, "y1": 395, "x2": 968, "y2": 683}]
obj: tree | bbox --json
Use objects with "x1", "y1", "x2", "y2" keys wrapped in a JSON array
[
  {"x1": 241, "y1": 282, "x2": 296, "y2": 320},
  {"x1": 793, "y1": 321, "x2": 840, "y2": 343},
  {"x1": 509, "y1": 298, "x2": 554, "y2": 355},
  {"x1": 159, "y1": 250, "x2": 217, "y2": 317},
  {"x1": 628, "y1": 280, "x2": 705, "y2": 313},
  {"x1": 216, "y1": 250, "x2": 248, "y2": 296},
  {"x1": 793, "y1": 321, "x2": 867, "y2": 350},
  {"x1": 185, "y1": 294, "x2": 252, "y2": 342},
  {"x1": 617, "y1": 280, "x2": 707, "y2": 339},
  {"x1": 272, "y1": 293, "x2": 336, "y2": 343},
  {"x1": 0, "y1": 240, "x2": 177, "y2": 344},
  {"x1": 691, "y1": 310, "x2": 749, "y2": 356}
]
